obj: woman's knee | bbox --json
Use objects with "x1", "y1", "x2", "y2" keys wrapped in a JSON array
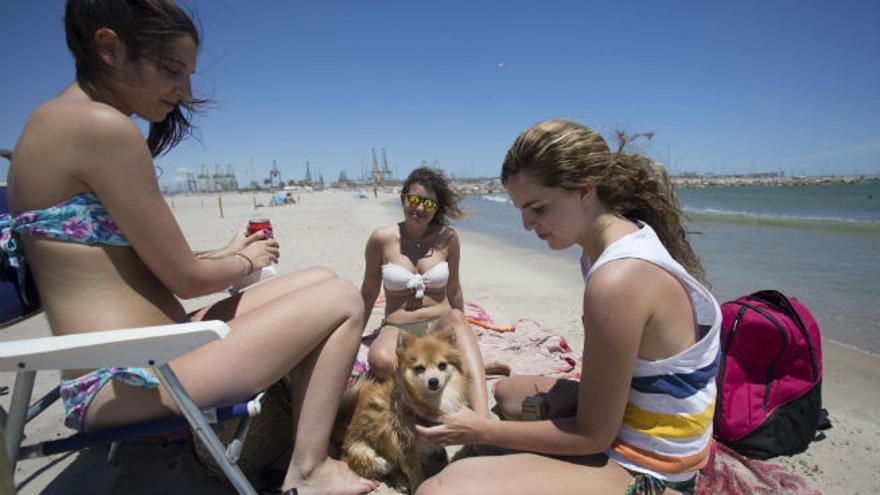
[
  {"x1": 447, "y1": 311, "x2": 473, "y2": 340},
  {"x1": 493, "y1": 377, "x2": 514, "y2": 403},
  {"x1": 321, "y1": 277, "x2": 364, "y2": 318},
  {"x1": 367, "y1": 345, "x2": 395, "y2": 378},
  {"x1": 414, "y1": 478, "x2": 443, "y2": 495},
  {"x1": 277, "y1": 265, "x2": 337, "y2": 291},
  {"x1": 300, "y1": 265, "x2": 337, "y2": 281},
  {"x1": 416, "y1": 473, "x2": 459, "y2": 495},
  {"x1": 415, "y1": 465, "x2": 472, "y2": 495},
  {"x1": 493, "y1": 377, "x2": 522, "y2": 417},
  {"x1": 448, "y1": 308, "x2": 468, "y2": 326}
]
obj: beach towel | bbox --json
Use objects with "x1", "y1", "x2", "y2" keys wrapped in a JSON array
[
  {"x1": 352, "y1": 301, "x2": 581, "y2": 380},
  {"x1": 696, "y1": 443, "x2": 821, "y2": 494},
  {"x1": 473, "y1": 317, "x2": 581, "y2": 377},
  {"x1": 466, "y1": 301, "x2": 514, "y2": 333}
]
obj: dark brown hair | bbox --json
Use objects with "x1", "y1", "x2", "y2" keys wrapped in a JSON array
[
  {"x1": 64, "y1": 0, "x2": 204, "y2": 157},
  {"x1": 401, "y1": 167, "x2": 465, "y2": 226},
  {"x1": 501, "y1": 119, "x2": 706, "y2": 283}
]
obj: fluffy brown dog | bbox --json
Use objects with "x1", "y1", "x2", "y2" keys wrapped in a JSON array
[{"x1": 335, "y1": 327, "x2": 471, "y2": 492}]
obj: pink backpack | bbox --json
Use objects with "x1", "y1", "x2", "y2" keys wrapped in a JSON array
[{"x1": 714, "y1": 290, "x2": 830, "y2": 458}]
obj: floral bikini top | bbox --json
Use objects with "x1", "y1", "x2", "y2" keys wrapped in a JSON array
[
  {"x1": 0, "y1": 192, "x2": 130, "y2": 302},
  {"x1": 0, "y1": 192, "x2": 130, "y2": 247}
]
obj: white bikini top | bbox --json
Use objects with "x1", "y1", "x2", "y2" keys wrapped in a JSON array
[{"x1": 381, "y1": 261, "x2": 449, "y2": 299}]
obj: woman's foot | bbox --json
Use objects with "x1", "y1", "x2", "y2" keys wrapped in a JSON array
[{"x1": 282, "y1": 458, "x2": 377, "y2": 495}]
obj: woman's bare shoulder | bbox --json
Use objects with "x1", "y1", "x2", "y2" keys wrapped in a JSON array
[
  {"x1": 585, "y1": 259, "x2": 656, "y2": 301},
  {"x1": 429, "y1": 225, "x2": 458, "y2": 250},
  {"x1": 366, "y1": 224, "x2": 400, "y2": 252},
  {"x1": 440, "y1": 225, "x2": 459, "y2": 241},
  {"x1": 580, "y1": 261, "x2": 656, "y2": 347},
  {"x1": 19, "y1": 96, "x2": 144, "y2": 165},
  {"x1": 34, "y1": 95, "x2": 137, "y2": 135},
  {"x1": 585, "y1": 259, "x2": 670, "y2": 317},
  {"x1": 370, "y1": 224, "x2": 400, "y2": 241},
  {"x1": 436, "y1": 224, "x2": 457, "y2": 235},
  {"x1": 12, "y1": 96, "x2": 146, "y2": 195}
]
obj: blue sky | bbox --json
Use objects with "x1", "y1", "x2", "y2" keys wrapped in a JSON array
[{"x1": 1, "y1": 0, "x2": 878, "y2": 190}]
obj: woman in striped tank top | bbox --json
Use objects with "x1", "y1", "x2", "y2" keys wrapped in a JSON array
[{"x1": 416, "y1": 119, "x2": 721, "y2": 495}]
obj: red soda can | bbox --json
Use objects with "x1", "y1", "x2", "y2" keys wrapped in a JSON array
[{"x1": 247, "y1": 218, "x2": 273, "y2": 238}]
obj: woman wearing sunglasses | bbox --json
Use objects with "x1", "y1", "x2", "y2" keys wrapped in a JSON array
[{"x1": 360, "y1": 167, "x2": 490, "y2": 416}]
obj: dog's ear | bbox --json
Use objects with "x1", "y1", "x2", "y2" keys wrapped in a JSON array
[
  {"x1": 397, "y1": 330, "x2": 414, "y2": 350},
  {"x1": 433, "y1": 325, "x2": 457, "y2": 346}
]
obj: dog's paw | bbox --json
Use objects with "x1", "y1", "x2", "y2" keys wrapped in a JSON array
[{"x1": 344, "y1": 442, "x2": 394, "y2": 479}]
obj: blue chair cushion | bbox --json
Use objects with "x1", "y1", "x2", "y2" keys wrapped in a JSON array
[{"x1": 0, "y1": 185, "x2": 42, "y2": 327}]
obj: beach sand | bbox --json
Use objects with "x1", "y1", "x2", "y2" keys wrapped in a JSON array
[{"x1": 2, "y1": 190, "x2": 877, "y2": 494}]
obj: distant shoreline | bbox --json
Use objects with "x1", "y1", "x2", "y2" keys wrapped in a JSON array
[
  {"x1": 670, "y1": 175, "x2": 872, "y2": 188},
  {"x1": 155, "y1": 175, "x2": 876, "y2": 197},
  {"x1": 453, "y1": 174, "x2": 874, "y2": 195}
]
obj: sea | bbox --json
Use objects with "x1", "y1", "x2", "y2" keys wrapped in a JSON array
[{"x1": 453, "y1": 181, "x2": 880, "y2": 356}]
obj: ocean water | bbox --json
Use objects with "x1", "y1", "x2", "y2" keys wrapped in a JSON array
[{"x1": 453, "y1": 181, "x2": 880, "y2": 355}]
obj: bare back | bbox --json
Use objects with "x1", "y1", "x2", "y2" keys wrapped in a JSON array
[{"x1": 8, "y1": 87, "x2": 188, "y2": 374}]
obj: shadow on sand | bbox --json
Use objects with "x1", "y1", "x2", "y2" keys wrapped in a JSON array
[{"x1": 19, "y1": 442, "x2": 244, "y2": 495}]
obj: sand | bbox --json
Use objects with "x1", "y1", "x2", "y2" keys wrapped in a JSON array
[{"x1": 1, "y1": 190, "x2": 877, "y2": 494}]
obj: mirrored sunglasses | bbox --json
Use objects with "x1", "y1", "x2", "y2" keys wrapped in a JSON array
[{"x1": 405, "y1": 194, "x2": 439, "y2": 212}]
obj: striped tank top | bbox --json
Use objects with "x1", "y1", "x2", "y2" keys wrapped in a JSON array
[{"x1": 581, "y1": 222, "x2": 721, "y2": 482}]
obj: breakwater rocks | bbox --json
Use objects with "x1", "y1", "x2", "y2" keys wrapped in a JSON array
[
  {"x1": 453, "y1": 181, "x2": 506, "y2": 196},
  {"x1": 451, "y1": 176, "x2": 872, "y2": 195},
  {"x1": 671, "y1": 176, "x2": 870, "y2": 188}
]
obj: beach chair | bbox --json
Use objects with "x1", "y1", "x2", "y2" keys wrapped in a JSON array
[
  {"x1": 0, "y1": 429, "x2": 13, "y2": 495},
  {"x1": 0, "y1": 185, "x2": 264, "y2": 495}
]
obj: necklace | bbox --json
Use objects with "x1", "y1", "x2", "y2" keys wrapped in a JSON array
[{"x1": 403, "y1": 225, "x2": 430, "y2": 248}]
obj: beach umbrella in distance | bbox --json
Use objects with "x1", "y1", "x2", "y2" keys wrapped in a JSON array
[{"x1": 0, "y1": 149, "x2": 11, "y2": 161}]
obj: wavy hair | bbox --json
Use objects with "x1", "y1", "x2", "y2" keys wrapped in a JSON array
[
  {"x1": 501, "y1": 119, "x2": 706, "y2": 283},
  {"x1": 401, "y1": 167, "x2": 465, "y2": 226},
  {"x1": 64, "y1": 0, "x2": 205, "y2": 157}
]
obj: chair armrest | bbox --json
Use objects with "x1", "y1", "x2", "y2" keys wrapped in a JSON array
[{"x1": 0, "y1": 320, "x2": 230, "y2": 371}]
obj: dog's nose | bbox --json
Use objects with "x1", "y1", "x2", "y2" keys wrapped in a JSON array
[{"x1": 428, "y1": 377, "x2": 439, "y2": 390}]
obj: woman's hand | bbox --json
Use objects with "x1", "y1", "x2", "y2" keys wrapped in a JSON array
[
  {"x1": 199, "y1": 230, "x2": 266, "y2": 260},
  {"x1": 219, "y1": 229, "x2": 264, "y2": 257},
  {"x1": 237, "y1": 235, "x2": 280, "y2": 271},
  {"x1": 415, "y1": 407, "x2": 490, "y2": 447}
]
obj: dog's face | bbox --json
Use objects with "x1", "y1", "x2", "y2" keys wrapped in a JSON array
[{"x1": 396, "y1": 327, "x2": 463, "y2": 400}]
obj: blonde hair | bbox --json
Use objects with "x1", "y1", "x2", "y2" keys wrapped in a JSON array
[{"x1": 501, "y1": 119, "x2": 706, "y2": 283}]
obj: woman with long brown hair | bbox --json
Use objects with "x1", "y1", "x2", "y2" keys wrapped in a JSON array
[
  {"x1": 360, "y1": 167, "x2": 490, "y2": 416},
  {"x1": 416, "y1": 120, "x2": 721, "y2": 495},
  {"x1": 4, "y1": 2, "x2": 375, "y2": 493}
]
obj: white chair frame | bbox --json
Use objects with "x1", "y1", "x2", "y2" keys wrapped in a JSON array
[{"x1": 0, "y1": 320, "x2": 259, "y2": 495}]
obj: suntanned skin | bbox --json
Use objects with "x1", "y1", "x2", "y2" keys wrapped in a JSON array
[
  {"x1": 360, "y1": 183, "x2": 490, "y2": 417},
  {"x1": 8, "y1": 28, "x2": 375, "y2": 495},
  {"x1": 413, "y1": 172, "x2": 699, "y2": 495}
]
